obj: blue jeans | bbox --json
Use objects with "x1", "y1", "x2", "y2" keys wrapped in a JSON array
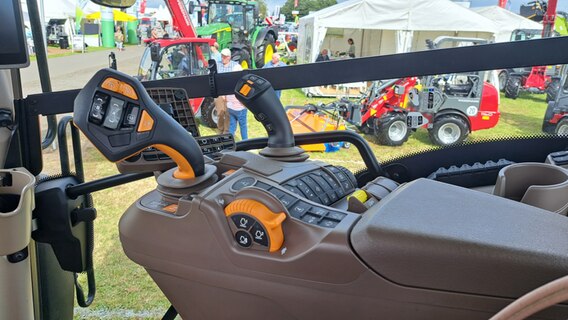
[{"x1": 228, "y1": 108, "x2": 248, "y2": 140}]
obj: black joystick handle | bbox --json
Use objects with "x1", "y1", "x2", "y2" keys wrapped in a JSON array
[
  {"x1": 73, "y1": 68, "x2": 204, "y2": 179},
  {"x1": 234, "y1": 75, "x2": 295, "y2": 148}
]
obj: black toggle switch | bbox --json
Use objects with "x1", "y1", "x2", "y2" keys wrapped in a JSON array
[{"x1": 89, "y1": 93, "x2": 110, "y2": 125}]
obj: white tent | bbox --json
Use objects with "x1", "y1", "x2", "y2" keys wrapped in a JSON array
[
  {"x1": 472, "y1": 6, "x2": 542, "y2": 42},
  {"x1": 297, "y1": 0, "x2": 498, "y2": 63}
]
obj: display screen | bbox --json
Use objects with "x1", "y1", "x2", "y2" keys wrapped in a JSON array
[{"x1": 0, "y1": 0, "x2": 30, "y2": 68}]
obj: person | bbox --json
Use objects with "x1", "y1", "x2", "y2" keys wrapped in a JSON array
[
  {"x1": 215, "y1": 48, "x2": 247, "y2": 140},
  {"x1": 211, "y1": 42, "x2": 221, "y2": 63},
  {"x1": 177, "y1": 45, "x2": 191, "y2": 75},
  {"x1": 315, "y1": 49, "x2": 330, "y2": 62},
  {"x1": 151, "y1": 23, "x2": 164, "y2": 39},
  {"x1": 347, "y1": 38, "x2": 356, "y2": 58},
  {"x1": 114, "y1": 27, "x2": 124, "y2": 51},
  {"x1": 262, "y1": 53, "x2": 287, "y2": 98}
]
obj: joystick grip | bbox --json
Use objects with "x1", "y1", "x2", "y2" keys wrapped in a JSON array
[
  {"x1": 234, "y1": 75, "x2": 295, "y2": 149},
  {"x1": 73, "y1": 68, "x2": 205, "y2": 179}
]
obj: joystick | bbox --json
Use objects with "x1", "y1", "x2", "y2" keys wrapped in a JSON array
[
  {"x1": 73, "y1": 68, "x2": 217, "y2": 196},
  {"x1": 234, "y1": 74, "x2": 308, "y2": 162}
]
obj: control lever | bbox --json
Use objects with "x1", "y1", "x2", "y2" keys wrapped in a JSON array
[
  {"x1": 234, "y1": 74, "x2": 307, "y2": 161},
  {"x1": 74, "y1": 69, "x2": 215, "y2": 193}
]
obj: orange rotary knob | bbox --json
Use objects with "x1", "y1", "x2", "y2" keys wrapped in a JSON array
[{"x1": 225, "y1": 199, "x2": 286, "y2": 252}]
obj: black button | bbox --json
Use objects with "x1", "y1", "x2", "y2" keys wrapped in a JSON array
[
  {"x1": 265, "y1": 123, "x2": 274, "y2": 132},
  {"x1": 327, "y1": 212, "x2": 346, "y2": 221},
  {"x1": 319, "y1": 194, "x2": 331, "y2": 205},
  {"x1": 269, "y1": 188, "x2": 286, "y2": 199},
  {"x1": 319, "y1": 219, "x2": 338, "y2": 228},
  {"x1": 143, "y1": 153, "x2": 158, "y2": 161},
  {"x1": 341, "y1": 181, "x2": 352, "y2": 190},
  {"x1": 328, "y1": 191, "x2": 338, "y2": 202},
  {"x1": 222, "y1": 135, "x2": 232, "y2": 141},
  {"x1": 89, "y1": 93, "x2": 109, "y2": 125},
  {"x1": 302, "y1": 214, "x2": 320, "y2": 225},
  {"x1": 289, "y1": 201, "x2": 310, "y2": 218},
  {"x1": 108, "y1": 134, "x2": 131, "y2": 147},
  {"x1": 202, "y1": 147, "x2": 212, "y2": 153},
  {"x1": 296, "y1": 180, "x2": 317, "y2": 200},
  {"x1": 256, "y1": 113, "x2": 267, "y2": 121},
  {"x1": 231, "y1": 214, "x2": 255, "y2": 230},
  {"x1": 301, "y1": 176, "x2": 324, "y2": 193},
  {"x1": 122, "y1": 105, "x2": 139, "y2": 127},
  {"x1": 249, "y1": 75, "x2": 258, "y2": 81},
  {"x1": 232, "y1": 177, "x2": 256, "y2": 191},
  {"x1": 311, "y1": 175, "x2": 332, "y2": 192},
  {"x1": 212, "y1": 137, "x2": 221, "y2": 143},
  {"x1": 322, "y1": 173, "x2": 340, "y2": 189},
  {"x1": 336, "y1": 172, "x2": 348, "y2": 181},
  {"x1": 250, "y1": 222, "x2": 269, "y2": 247},
  {"x1": 283, "y1": 185, "x2": 303, "y2": 196},
  {"x1": 137, "y1": 131, "x2": 151, "y2": 140},
  {"x1": 255, "y1": 181, "x2": 272, "y2": 190},
  {"x1": 102, "y1": 97, "x2": 125, "y2": 130},
  {"x1": 328, "y1": 166, "x2": 340, "y2": 173},
  {"x1": 279, "y1": 194, "x2": 297, "y2": 208},
  {"x1": 158, "y1": 152, "x2": 171, "y2": 160},
  {"x1": 309, "y1": 206, "x2": 327, "y2": 217},
  {"x1": 199, "y1": 138, "x2": 209, "y2": 145},
  {"x1": 235, "y1": 230, "x2": 252, "y2": 248},
  {"x1": 256, "y1": 78, "x2": 265, "y2": 85}
]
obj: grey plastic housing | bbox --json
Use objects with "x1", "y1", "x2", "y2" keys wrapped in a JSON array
[{"x1": 351, "y1": 178, "x2": 568, "y2": 298}]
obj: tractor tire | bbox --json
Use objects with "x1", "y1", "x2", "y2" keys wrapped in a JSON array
[
  {"x1": 375, "y1": 114, "x2": 410, "y2": 146},
  {"x1": 232, "y1": 49, "x2": 251, "y2": 69},
  {"x1": 505, "y1": 75, "x2": 521, "y2": 99},
  {"x1": 555, "y1": 118, "x2": 568, "y2": 136},
  {"x1": 546, "y1": 78, "x2": 561, "y2": 103},
  {"x1": 498, "y1": 70, "x2": 509, "y2": 92},
  {"x1": 200, "y1": 97, "x2": 218, "y2": 128},
  {"x1": 428, "y1": 114, "x2": 469, "y2": 146},
  {"x1": 255, "y1": 34, "x2": 275, "y2": 68}
]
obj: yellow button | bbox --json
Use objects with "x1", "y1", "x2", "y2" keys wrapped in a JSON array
[
  {"x1": 137, "y1": 110, "x2": 154, "y2": 132},
  {"x1": 239, "y1": 84, "x2": 252, "y2": 96}
]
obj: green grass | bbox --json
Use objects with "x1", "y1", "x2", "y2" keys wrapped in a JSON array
[{"x1": 63, "y1": 89, "x2": 549, "y2": 319}]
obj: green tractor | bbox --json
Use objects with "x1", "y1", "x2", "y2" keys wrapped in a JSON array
[{"x1": 197, "y1": 0, "x2": 278, "y2": 69}]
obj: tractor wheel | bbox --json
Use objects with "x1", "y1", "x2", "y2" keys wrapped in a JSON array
[
  {"x1": 232, "y1": 50, "x2": 251, "y2": 70},
  {"x1": 546, "y1": 78, "x2": 561, "y2": 103},
  {"x1": 428, "y1": 114, "x2": 469, "y2": 146},
  {"x1": 555, "y1": 118, "x2": 568, "y2": 136},
  {"x1": 375, "y1": 114, "x2": 410, "y2": 146},
  {"x1": 255, "y1": 34, "x2": 276, "y2": 68},
  {"x1": 504, "y1": 76, "x2": 521, "y2": 99},
  {"x1": 498, "y1": 70, "x2": 509, "y2": 92},
  {"x1": 200, "y1": 97, "x2": 218, "y2": 128}
]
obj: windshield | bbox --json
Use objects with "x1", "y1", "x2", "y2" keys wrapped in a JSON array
[
  {"x1": 208, "y1": 3, "x2": 245, "y2": 29},
  {"x1": 138, "y1": 47, "x2": 153, "y2": 80}
]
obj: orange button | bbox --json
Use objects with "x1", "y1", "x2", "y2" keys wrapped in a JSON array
[
  {"x1": 239, "y1": 84, "x2": 252, "y2": 96},
  {"x1": 101, "y1": 78, "x2": 121, "y2": 93},
  {"x1": 101, "y1": 77, "x2": 139, "y2": 100},
  {"x1": 119, "y1": 82, "x2": 138, "y2": 100},
  {"x1": 137, "y1": 110, "x2": 154, "y2": 132},
  {"x1": 163, "y1": 204, "x2": 178, "y2": 213}
]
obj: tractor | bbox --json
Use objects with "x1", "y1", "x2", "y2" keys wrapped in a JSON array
[
  {"x1": 543, "y1": 65, "x2": 568, "y2": 135},
  {"x1": 337, "y1": 37, "x2": 500, "y2": 147},
  {"x1": 136, "y1": 38, "x2": 220, "y2": 128},
  {"x1": 197, "y1": 0, "x2": 278, "y2": 69}
]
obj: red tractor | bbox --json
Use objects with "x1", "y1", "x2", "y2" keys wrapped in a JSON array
[{"x1": 337, "y1": 37, "x2": 501, "y2": 146}]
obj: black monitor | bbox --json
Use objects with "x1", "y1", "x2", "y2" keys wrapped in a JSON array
[{"x1": 0, "y1": 0, "x2": 30, "y2": 69}]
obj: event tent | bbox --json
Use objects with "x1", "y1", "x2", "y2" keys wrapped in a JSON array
[
  {"x1": 472, "y1": 6, "x2": 543, "y2": 42},
  {"x1": 297, "y1": 0, "x2": 498, "y2": 63}
]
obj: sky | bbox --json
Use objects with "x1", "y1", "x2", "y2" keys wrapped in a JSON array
[{"x1": 146, "y1": 0, "x2": 568, "y2": 13}]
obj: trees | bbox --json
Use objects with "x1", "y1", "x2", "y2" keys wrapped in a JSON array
[{"x1": 280, "y1": 0, "x2": 337, "y2": 20}]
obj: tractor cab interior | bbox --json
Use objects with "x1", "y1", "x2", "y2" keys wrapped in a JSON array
[{"x1": 4, "y1": 0, "x2": 568, "y2": 319}]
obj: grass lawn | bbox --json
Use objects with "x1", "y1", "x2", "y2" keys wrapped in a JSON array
[{"x1": 54, "y1": 89, "x2": 548, "y2": 319}]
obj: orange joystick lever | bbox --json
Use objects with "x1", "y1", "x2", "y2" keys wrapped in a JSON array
[{"x1": 73, "y1": 68, "x2": 204, "y2": 180}]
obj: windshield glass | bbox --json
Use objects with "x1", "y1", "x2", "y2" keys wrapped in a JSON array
[
  {"x1": 137, "y1": 47, "x2": 153, "y2": 80},
  {"x1": 209, "y1": 3, "x2": 245, "y2": 28}
]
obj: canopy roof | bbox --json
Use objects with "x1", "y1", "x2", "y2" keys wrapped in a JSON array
[
  {"x1": 472, "y1": 6, "x2": 542, "y2": 42},
  {"x1": 302, "y1": 0, "x2": 498, "y2": 33}
]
